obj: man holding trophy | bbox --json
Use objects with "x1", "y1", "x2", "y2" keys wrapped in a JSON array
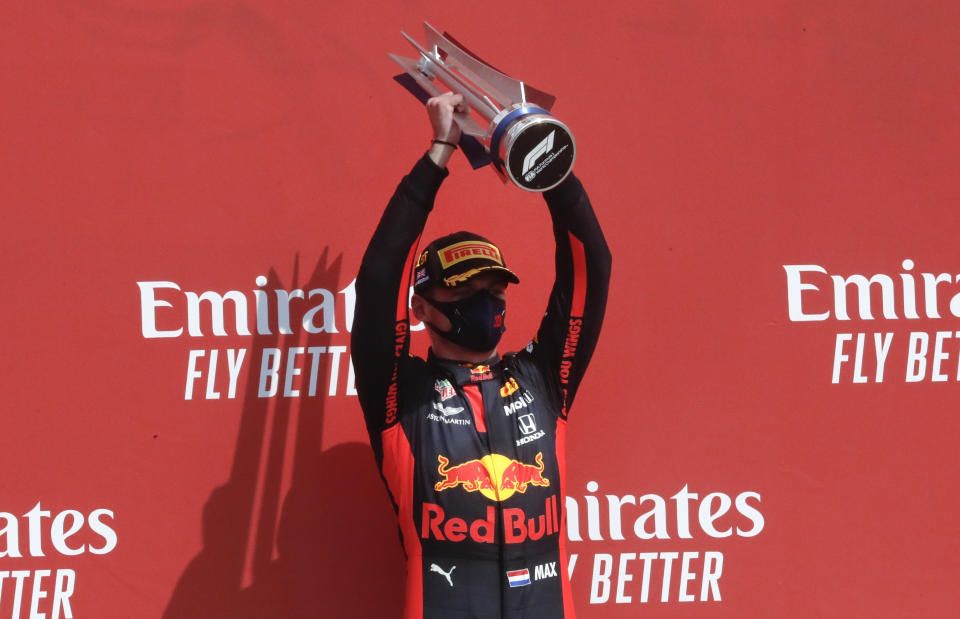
[{"x1": 352, "y1": 24, "x2": 611, "y2": 618}]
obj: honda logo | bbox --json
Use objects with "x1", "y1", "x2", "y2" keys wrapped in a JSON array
[{"x1": 518, "y1": 413, "x2": 537, "y2": 435}]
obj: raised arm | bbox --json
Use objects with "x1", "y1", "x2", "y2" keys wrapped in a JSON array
[
  {"x1": 351, "y1": 93, "x2": 464, "y2": 445},
  {"x1": 528, "y1": 173, "x2": 612, "y2": 418}
]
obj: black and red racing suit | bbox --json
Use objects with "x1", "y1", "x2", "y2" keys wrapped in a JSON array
[{"x1": 352, "y1": 154, "x2": 611, "y2": 619}]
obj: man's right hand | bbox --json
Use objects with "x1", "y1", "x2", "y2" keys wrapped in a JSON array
[{"x1": 426, "y1": 92, "x2": 466, "y2": 168}]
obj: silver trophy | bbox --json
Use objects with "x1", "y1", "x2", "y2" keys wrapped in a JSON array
[{"x1": 390, "y1": 23, "x2": 576, "y2": 192}]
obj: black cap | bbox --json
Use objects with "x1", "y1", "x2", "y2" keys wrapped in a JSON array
[{"x1": 413, "y1": 231, "x2": 519, "y2": 293}]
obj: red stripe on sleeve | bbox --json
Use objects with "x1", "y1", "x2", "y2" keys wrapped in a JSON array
[
  {"x1": 385, "y1": 238, "x2": 423, "y2": 426},
  {"x1": 568, "y1": 231, "x2": 587, "y2": 318},
  {"x1": 397, "y1": 236, "x2": 424, "y2": 322}
]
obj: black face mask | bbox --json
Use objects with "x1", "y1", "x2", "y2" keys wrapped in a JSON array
[{"x1": 424, "y1": 289, "x2": 507, "y2": 352}]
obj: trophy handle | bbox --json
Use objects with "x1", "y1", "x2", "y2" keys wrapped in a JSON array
[
  {"x1": 387, "y1": 53, "x2": 491, "y2": 139},
  {"x1": 421, "y1": 23, "x2": 524, "y2": 111},
  {"x1": 398, "y1": 32, "x2": 501, "y2": 122}
]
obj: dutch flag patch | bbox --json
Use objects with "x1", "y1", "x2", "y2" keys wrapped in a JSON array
[{"x1": 506, "y1": 568, "x2": 531, "y2": 588}]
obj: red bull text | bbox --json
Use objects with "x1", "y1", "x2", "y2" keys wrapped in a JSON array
[{"x1": 421, "y1": 496, "x2": 561, "y2": 543}]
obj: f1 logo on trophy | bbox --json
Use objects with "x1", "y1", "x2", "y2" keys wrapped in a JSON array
[{"x1": 390, "y1": 22, "x2": 576, "y2": 192}]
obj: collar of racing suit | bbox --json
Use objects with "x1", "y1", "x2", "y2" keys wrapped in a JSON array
[{"x1": 427, "y1": 349, "x2": 501, "y2": 386}]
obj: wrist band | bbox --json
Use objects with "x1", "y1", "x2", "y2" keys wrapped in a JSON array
[{"x1": 431, "y1": 139, "x2": 458, "y2": 149}]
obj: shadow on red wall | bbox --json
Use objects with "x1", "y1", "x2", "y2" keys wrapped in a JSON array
[{"x1": 163, "y1": 250, "x2": 404, "y2": 618}]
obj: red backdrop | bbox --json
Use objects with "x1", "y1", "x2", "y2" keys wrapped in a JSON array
[{"x1": 3, "y1": 1, "x2": 959, "y2": 617}]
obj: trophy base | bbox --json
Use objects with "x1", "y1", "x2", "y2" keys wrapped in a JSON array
[{"x1": 492, "y1": 108, "x2": 576, "y2": 192}]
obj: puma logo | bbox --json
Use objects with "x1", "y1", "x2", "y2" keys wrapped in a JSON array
[{"x1": 430, "y1": 563, "x2": 456, "y2": 587}]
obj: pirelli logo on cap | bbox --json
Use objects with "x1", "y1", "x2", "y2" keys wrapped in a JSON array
[
  {"x1": 439, "y1": 241, "x2": 503, "y2": 269},
  {"x1": 416, "y1": 250, "x2": 429, "y2": 267}
]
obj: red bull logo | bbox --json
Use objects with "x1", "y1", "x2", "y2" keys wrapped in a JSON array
[
  {"x1": 500, "y1": 377, "x2": 519, "y2": 397},
  {"x1": 421, "y1": 496, "x2": 561, "y2": 543},
  {"x1": 469, "y1": 364, "x2": 494, "y2": 382},
  {"x1": 434, "y1": 453, "x2": 549, "y2": 501},
  {"x1": 434, "y1": 456, "x2": 493, "y2": 493}
]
